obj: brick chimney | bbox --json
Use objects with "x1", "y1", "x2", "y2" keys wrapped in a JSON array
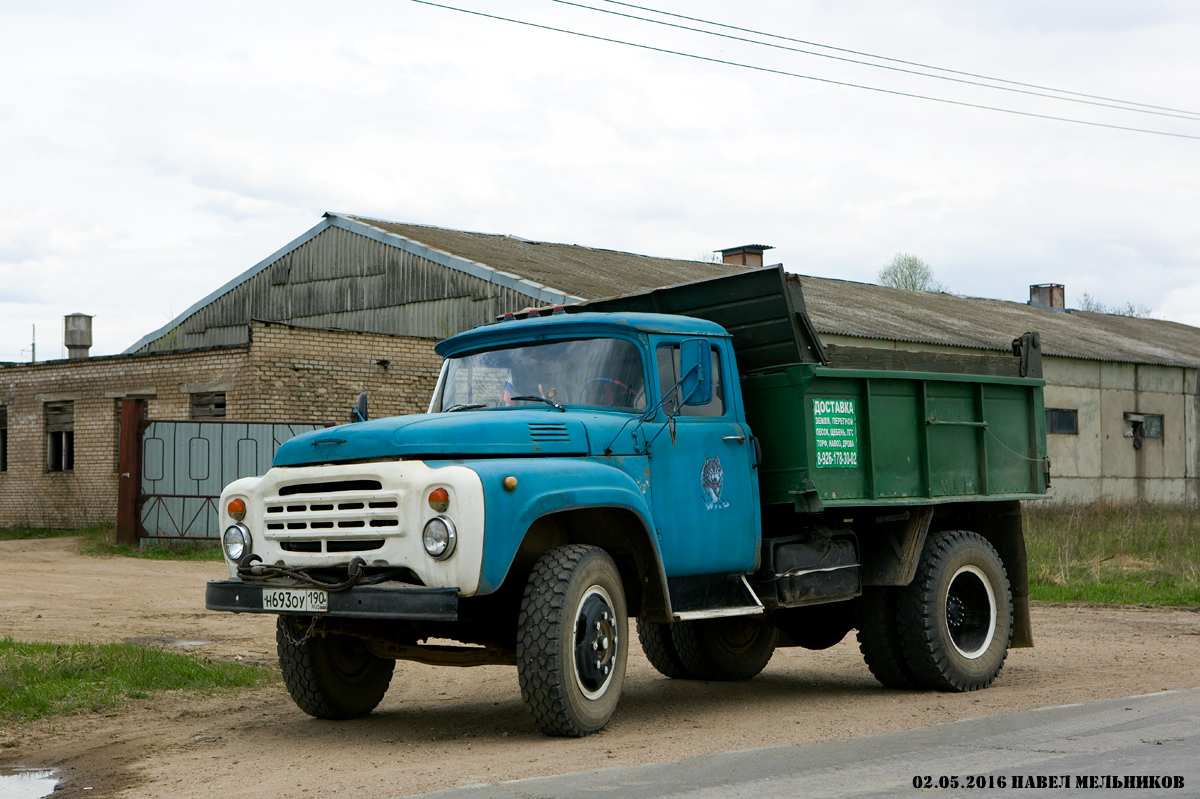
[
  {"x1": 1028, "y1": 284, "x2": 1065, "y2": 311},
  {"x1": 718, "y1": 244, "x2": 773, "y2": 268}
]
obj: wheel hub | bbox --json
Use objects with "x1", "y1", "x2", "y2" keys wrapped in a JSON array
[
  {"x1": 574, "y1": 591, "x2": 617, "y2": 696},
  {"x1": 945, "y1": 565, "x2": 996, "y2": 659}
]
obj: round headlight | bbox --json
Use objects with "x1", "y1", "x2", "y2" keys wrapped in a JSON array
[
  {"x1": 422, "y1": 516, "x2": 457, "y2": 560},
  {"x1": 223, "y1": 524, "x2": 251, "y2": 561}
]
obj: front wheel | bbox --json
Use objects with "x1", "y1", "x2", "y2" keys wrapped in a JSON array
[
  {"x1": 517, "y1": 545, "x2": 628, "y2": 736},
  {"x1": 898, "y1": 530, "x2": 1012, "y2": 692},
  {"x1": 276, "y1": 617, "x2": 395, "y2": 719}
]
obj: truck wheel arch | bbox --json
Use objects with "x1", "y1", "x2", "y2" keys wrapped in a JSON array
[{"x1": 503, "y1": 507, "x2": 672, "y2": 622}]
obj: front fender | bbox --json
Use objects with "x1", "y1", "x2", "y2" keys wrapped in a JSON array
[{"x1": 436, "y1": 457, "x2": 660, "y2": 595}]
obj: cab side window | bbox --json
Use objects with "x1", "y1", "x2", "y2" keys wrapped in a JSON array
[{"x1": 656, "y1": 344, "x2": 725, "y2": 417}]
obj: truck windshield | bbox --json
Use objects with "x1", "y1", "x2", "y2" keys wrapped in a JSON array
[{"x1": 436, "y1": 338, "x2": 647, "y2": 413}]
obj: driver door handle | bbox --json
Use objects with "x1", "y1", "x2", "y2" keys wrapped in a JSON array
[{"x1": 723, "y1": 435, "x2": 747, "y2": 444}]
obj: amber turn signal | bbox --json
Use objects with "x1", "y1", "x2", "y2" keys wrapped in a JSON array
[
  {"x1": 428, "y1": 487, "x2": 450, "y2": 512},
  {"x1": 227, "y1": 498, "x2": 247, "y2": 521}
]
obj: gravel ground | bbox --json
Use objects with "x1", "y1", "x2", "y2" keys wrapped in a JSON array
[{"x1": 1, "y1": 537, "x2": 1198, "y2": 799}]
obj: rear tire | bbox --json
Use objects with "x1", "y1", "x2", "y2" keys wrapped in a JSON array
[
  {"x1": 856, "y1": 587, "x2": 918, "y2": 689},
  {"x1": 517, "y1": 545, "x2": 628, "y2": 736},
  {"x1": 636, "y1": 619, "x2": 693, "y2": 679},
  {"x1": 672, "y1": 615, "x2": 777, "y2": 681},
  {"x1": 276, "y1": 617, "x2": 394, "y2": 719},
  {"x1": 898, "y1": 530, "x2": 1012, "y2": 692}
]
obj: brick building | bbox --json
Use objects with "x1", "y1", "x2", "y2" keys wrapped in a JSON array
[{"x1": 0, "y1": 321, "x2": 439, "y2": 528}]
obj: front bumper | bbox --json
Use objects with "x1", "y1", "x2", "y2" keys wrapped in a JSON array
[{"x1": 205, "y1": 579, "x2": 459, "y2": 621}]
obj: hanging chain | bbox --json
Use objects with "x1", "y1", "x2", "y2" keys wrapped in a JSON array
[{"x1": 279, "y1": 614, "x2": 320, "y2": 647}]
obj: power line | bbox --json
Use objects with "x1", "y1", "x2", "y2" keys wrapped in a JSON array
[
  {"x1": 589, "y1": 0, "x2": 1200, "y2": 120},
  {"x1": 410, "y1": 1, "x2": 1200, "y2": 142},
  {"x1": 551, "y1": 0, "x2": 1200, "y2": 123}
]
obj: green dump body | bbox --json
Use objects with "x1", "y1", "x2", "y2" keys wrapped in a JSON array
[{"x1": 743, "y1": 364, "x2": 1049, "y2": 509}]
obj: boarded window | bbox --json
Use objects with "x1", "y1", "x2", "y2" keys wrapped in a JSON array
[
  {"x1": 1, "y1": 405, "x2": 7, "y2": 472},
  {"x1": 191, "y1": 392, "x2": 227, "y2": 419},
  {"x1": 1045, "y1": 408, "x2": 1078, "y2": 435},
  {"x1": 46, "y1": 401, "x2": 74, "y2": 472}
]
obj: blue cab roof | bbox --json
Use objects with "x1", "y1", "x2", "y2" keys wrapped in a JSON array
[{"x1": 435, "y1": 311, "x2": 729, "y2": 357}]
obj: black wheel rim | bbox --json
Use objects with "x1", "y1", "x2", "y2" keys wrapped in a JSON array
[
  {"x1": 328, "y1": 635, "x2": 377, "y2": 683},
  {"x1": 945, "y1": 566, "x2": 996, "y2": 659},
  {"x1": 573, "y1": 587, "x2": 618, "y2": 698}
]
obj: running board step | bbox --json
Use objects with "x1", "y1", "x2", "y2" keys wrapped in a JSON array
[{"x1": 668, "y1": 574, "x2": 763, "y2": 621}]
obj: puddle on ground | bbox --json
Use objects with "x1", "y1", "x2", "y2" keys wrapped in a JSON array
[
  {"x1": 0, "y1": 769, "x2": 57, "y2": 799},
  {"x1": 123, "y1": 637, "x2": 214, "y2": 647}
]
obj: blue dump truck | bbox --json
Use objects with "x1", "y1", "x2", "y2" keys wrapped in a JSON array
[{"x1": 206, "y1": 267, "x2": 1049, "y2": 736}]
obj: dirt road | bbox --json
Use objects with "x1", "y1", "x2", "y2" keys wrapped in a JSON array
[{"x1": 2, "y1": 537, "x2": 1198, "y2": 798}]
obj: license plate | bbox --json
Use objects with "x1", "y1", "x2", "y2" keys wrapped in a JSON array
[{"x1": 262, "y1": 588, "x2": 328, "y2": 613}]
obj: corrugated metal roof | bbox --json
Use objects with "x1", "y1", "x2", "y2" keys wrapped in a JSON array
[
  {"x1": 128, "y1": 212, "x2": 1200, "y2": 369},
  {"x1": 346, "y1": 216, "x2": 748, "y2": 300},
  {"x1": 348, "y1": 216, "x2": 1200, "y2": 368},
  {"x1": 796, "y1": 275, "x2": 1200, "y2": 368}
]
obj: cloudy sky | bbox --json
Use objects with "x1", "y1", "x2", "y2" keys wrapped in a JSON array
[{"x1": 2, "y1": 0, "x2": 1198, "y2": 362}]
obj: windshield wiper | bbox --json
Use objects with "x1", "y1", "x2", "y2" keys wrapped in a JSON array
[
  {"x1": 445, "y1": 403, "x2": 486, "y2": 412},
  {"x1": 509, "y1": 396, "x2": 567, "y2": 412}
]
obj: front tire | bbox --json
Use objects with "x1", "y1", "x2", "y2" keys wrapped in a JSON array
[
  {"x1": 276, "y1": 617, "x2": 395, "y2": 719},
  {"x1": 898, "y1": 530, "x2": 1012, "y2": 692},
  {"x1": 517, "y1": 545, "x2": 628, "y2": 736},
  {"x1": 672, "y1": 614, "x2": 777, "y2": 681}
]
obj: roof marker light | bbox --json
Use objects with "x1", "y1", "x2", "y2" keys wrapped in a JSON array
[
  {"x1": 552, "y1": 305, "x2": 565, "y2": 315},
  {"x1": 528, "y1": 308, "x2": 540, "y2": 318},
  {"x1": 503, "y1": 312, "x2": 515, "y2": 321}
]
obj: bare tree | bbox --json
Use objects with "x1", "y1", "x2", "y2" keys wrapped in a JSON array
[
  {"x1": 1077, "y1": 293, "x2": 1151, "y2": 318},
  {"x1": 878, "y1": 253, "x2": 948, "y2": 293}
]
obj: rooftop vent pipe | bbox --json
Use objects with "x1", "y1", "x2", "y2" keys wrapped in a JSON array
[
  {"x1": 1028, "y1": 284, "x2": 1065, "y2": 311},
  {"x1": 718, "y1": 244, "x2": 774, "y2": 268}
]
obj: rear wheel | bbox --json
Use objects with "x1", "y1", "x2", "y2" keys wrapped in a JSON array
[
  {"x1": 856, "y1": 587, "x2": 918, "y2": 689},
  {"x1": 517, "y1": 545, "x2": 628, "y2": 736},
  {"x1": 276, "y1": 617, "x2": 394, "y2": 719},
  {"x1": 636, "y1": 619, "x2": 693, "y2": 679},
  {"x1": 672, "y1": 614, "x2": 777, "y2": 681},
  {"x1": 898, "y1": 530, "x2": 1012, "y2": 692}
]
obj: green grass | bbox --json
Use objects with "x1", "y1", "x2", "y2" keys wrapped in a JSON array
[
  {"x1": 0, "y1": 525, "x2": 224, "y2": 561},
  {"x1": 1024, "y1": 503, "x2": 1200, "y2": 606},
  {"x1": 0, "y1": 524, "x2": 112, "y2": 541},
  {"x1": 0, "y1": 638, "x2": 271, "y2": 725}
]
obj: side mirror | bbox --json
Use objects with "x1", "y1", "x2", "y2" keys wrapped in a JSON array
[
  {"x1": 679, "y1": 339, "x2": 713, "y2": 406},
  {"x1": 351, "y1": 392, "x2": 368, "y2": 423}
]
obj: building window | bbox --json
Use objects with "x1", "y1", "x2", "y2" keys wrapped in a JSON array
[
  {"x1": 1, "y1": 405, "x2": 7, "y2": 472},
  {"x1": 191, "y1": 392, "x2": 226, "y2": 419},
  {"x1": 1045, "y1": 408, "x2": 1078, "y2": 435},
  {"x1": 1123, "y1": 412, "x2": 1163, "y2": 450},
  {"x1": 1144, "y1": 414, "x2": 1164, "y2": 439},
  {"x1": 46, "y1": 401, "x2": 74, "y2": 472}
]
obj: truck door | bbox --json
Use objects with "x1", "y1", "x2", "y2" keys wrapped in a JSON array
[{"x1": 647, "y1": 339, "x2": 760, "y2": 577}]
